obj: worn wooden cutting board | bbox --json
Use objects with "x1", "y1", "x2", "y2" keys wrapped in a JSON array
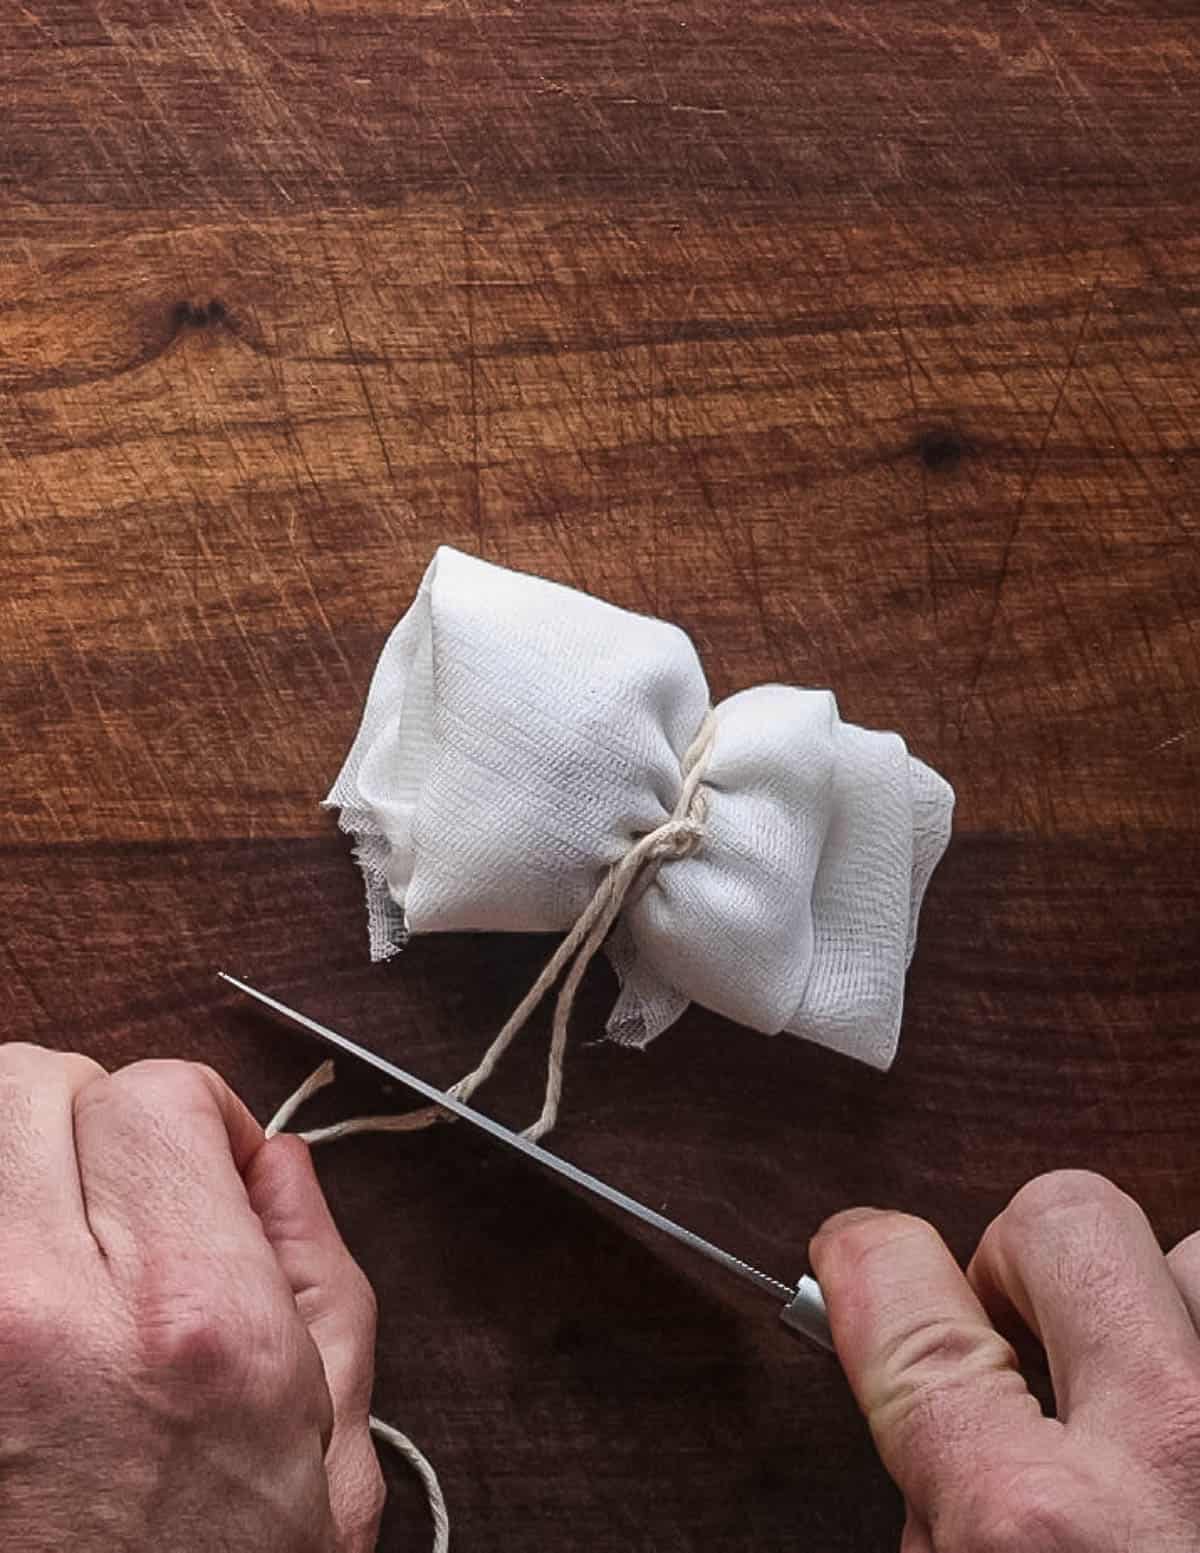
[{"x1": 2, "y1": 3, "x2": 1198, "y2": 1547}]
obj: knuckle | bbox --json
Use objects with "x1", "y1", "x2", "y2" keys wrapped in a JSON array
[
  {"x1": 962, "y1": 1465, "x2": 1083, "y2": 1553},
  {"x1": 0, "y1": 1043, "x2": 102, "y2": 1083},
  {"x1": 102, "y1": 1060, "x2": 231, "y2": 1137},
  {"x1": 0, "y1": 1041, "x2": 48, "y2": 1073},
  {"x1": 882, "y1": 1311, "x2": 1016, "y2": 1385},
  {"x1": 1167, "y1": 1228, "x2": 1200, "y2": 1276},
  {"x1": 1006, "y1": 1170, "x2": 1129, "y2": 1234},
  {"x1": 137, "y1": 1289, "x2": 243, "y2": 1379},
  {"x1": 64, "y1": 1051, "x2": 107, "y2": 1086},
  {"x1": 995, "y1": 1172, "x2": 1152, "y2": 1294},
  {"x1": 115, "y1": 1057, "x2": 218, "y2": 1108},
  {"x1": 0, "y1": 1277, "x2": 92, "y2": 1401},
  {"x1": 871, "y1": 1318, "x2": 1023, "y2": 1449},
  {"x1": 134, "y1": 1276, "x2": 297, "y2": 1414},
  {"x1": 0, "y1": 1280, "x2": 58, "y2": 1361}
]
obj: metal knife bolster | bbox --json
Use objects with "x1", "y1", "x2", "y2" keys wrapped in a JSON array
[{"x1": 780, "y1": 1277, "x2": 833, "y2": 1350}]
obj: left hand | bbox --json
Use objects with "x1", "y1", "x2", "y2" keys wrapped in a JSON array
[{"x1": 0, "y1": 1045, "x2": 384, "y2": 1553}]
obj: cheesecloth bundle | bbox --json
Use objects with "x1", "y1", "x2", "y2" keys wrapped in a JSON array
[{"x1": 326, "y1": 546, "x2": 953, "y2": 1076}]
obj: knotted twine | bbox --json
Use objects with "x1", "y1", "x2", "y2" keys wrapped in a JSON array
[{"x1": 267, "y1": 711, "x2": 717, "y2": 1553}]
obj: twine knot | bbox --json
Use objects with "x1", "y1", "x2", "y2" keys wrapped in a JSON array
[{"x1": 653, "y1": 813, "x2": 706, "y2": 861}]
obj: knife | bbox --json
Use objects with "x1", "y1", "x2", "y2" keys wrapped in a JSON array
[{"x1": 219, "y1": 972, "x2": 833, "y2": 1351}]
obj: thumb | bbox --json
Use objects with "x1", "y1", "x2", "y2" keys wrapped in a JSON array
[
  {"x1": 247, "y1": 1134, "x2": 386, "y2": 1553},
  {"x1": 810, "y1": 1208, "x2": 1052, "y2": 1540}
]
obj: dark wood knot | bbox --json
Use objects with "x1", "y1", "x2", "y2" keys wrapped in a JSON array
[
  {"x1": 171, "y1": 298, "x2": 228, "y2": 332},
  {"x1": 917, "y1": 427, "x2": 966, "y2": 472}
]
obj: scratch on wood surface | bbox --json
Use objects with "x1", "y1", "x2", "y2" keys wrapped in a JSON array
[
  {"x1": 1031, "y1": 21, "x2": 1090, "y2": 136},
  {"x1": 1150, "y1": 723, "x2": 1199, "y2": 753},
  {"x1": 817, "y1": 5, "x2": 897, "y2": 55},
  {"x1": 1075, "y1": 339, "x2": 1189, "y2": 543},
  {"x1": 3, "y1": 939, "x2": 55, "y2": 1028},
  {"x1": 191, "y1": 519, "x2": 292, "y2": 726},
  {"x1": 255, "y1": 298, "x2": 331, "y2": 517},
  {"x1": 960, "y1": 276, "x2": 1104, "y2": 718},
  {"x1": 293, "y1": 548, "x2": 353, "y2": 679},
  {"x1": 463, "y1": 220, "x2": 484, "y2": 552},
  {"x1": 891, "y1": 299, "x2": 936, "y2": 620},
  {"x1": 319, "y1": 224, "x2": 397, "y2": 489}
]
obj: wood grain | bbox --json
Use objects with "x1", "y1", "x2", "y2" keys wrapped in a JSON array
[{"x1": 3, "y1": 2, "x2": 1199, "y2": 1547}]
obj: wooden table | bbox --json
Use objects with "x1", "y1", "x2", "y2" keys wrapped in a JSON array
[{"x1": 4, "y1": 3, "x2": 1198, "y2": 1547}]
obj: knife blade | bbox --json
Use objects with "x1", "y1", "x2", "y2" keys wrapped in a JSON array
[{"x1": 219, "y1": 971, "x2": 832, "y2": 1351}]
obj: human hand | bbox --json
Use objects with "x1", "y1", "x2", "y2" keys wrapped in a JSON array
[
  {"x1": 0, "y1": 1045, "x2": 384, "y2": 1552},
  {"x1": 811, "y1": 1171, "x2": 1200, "y2": 1551}
]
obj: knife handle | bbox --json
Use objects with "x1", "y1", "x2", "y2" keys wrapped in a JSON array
[{"x1": 779, "y1": 1275, "x2": 833, "y2": 1351}]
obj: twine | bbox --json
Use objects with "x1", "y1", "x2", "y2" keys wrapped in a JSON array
[
  {"x1": 264, "y1": 1063, "x2": 449, "y2": 1551},
  {"x1": 368, "y1": 1417, "x2": 449, "y2": 1553}
]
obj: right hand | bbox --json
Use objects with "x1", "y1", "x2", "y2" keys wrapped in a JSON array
[
  {"x1": 811, "y1": 1171, "x2": 1200, "y2": 1550},
  {"x1": 0, "y1": 1046, "x2": 384, "y2": 1552}
]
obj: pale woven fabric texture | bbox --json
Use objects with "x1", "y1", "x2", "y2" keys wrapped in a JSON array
[{"x1": 326, "y1": 547, "x2": 954, "y2": 1071}]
